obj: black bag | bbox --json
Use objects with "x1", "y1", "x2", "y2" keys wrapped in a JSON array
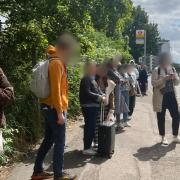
[
  {"x1": 158, "y1": 67, "x2": 175, "y2": 95},
  {"x1": 98, "y1": 104, "x2": 115, "y2": 158}
]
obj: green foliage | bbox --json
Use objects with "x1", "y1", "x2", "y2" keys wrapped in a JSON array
[
  {"x1": 80, "y1": 31, "x2": 132, "y2": 62},
  {"x1": 126, "y1": 5, "x2": 161, "y2": 61},
  {"x1": 0, "y1": 0, "x2": 160, "y2": 165},
  {"x1": 0, "y1": 127, "x2": 18, "y2": 165},
  {"x1": 68, "y1": 64, "x2": 82, "y2": 116},
  {"x1": 89, "y1": 0, "x2": 133, "y2": 37}
]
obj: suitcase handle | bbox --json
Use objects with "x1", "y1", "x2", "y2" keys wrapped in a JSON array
[{"x1": 100, "y1": 103, "x2": 105, "y2": 123}]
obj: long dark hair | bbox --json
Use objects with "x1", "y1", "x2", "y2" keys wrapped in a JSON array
[{"x1": 95, "y1": 63, "x2": 108, "y2": 87}]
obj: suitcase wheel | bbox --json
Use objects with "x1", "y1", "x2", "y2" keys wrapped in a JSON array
[{"x1": 108, "y1": 154, "x2": 112, "y2": 159}]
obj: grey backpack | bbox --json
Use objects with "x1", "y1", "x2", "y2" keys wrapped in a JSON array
[{"x1": 30, "y1": 60, "x2": 50, "y2": 98}]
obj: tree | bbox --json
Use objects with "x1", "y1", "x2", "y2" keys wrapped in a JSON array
[
  {"x1": 90, "y1": 0, "x2": 133, "y2": 37},
  {"x1": 146, "y1": 23, "x2": 160, "y2": 55},
  {"x1": 125, "y1": 5, "x2": 160, "y2": 61},
  {"x1": 0, "y1": 0, "x2": 133, "y2": 158}
]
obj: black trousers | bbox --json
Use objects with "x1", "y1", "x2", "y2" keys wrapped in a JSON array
[
  {"x1": 82, "y1": 107, "x2": 99, "y2": 150},
  {"x1": 157, "y1": 92, "x2": 180, "y2": 136},
  {"x1": 139, "y1": 81, "x2": 147, "y2": 94},
  {"x1": 129, "y1": 95, "x2": 136, "y2": 116}
]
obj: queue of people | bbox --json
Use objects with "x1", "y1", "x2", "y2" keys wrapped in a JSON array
[
  {"x1": 80, "y1": 57, "x2": 139, "y2": 156},
  {"x1": 1, "y1": 33, "x2": 180, "y2": 180}
]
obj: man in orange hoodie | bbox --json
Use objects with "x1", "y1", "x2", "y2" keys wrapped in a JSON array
[{"x1": 32, "y1": 33, "x2": 78, "y2": 180}]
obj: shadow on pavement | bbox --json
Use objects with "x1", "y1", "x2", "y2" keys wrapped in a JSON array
[
  {"x1": 46, "y1": 150, "x2": 107, "y2": 171},
  {"x1": 116, "y1": 128, "x2": 126, "y2": 135},
  {"x1": 133, "y1": 143, "x2": 176, "y2": 161}
]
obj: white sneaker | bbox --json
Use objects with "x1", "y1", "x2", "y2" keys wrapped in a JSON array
[
  {"x1": 172, "y1": 136, "x2": 180, "y2": 143},
  {"x1": 83, "y1": 149, "x2": 97, "y2": 156},
  {"x1": 161, "y1": 137, "x2": 169, "y2": 146},
  {"x1": 124, "y1": 122, "x2": 132, "y2": 127},
  {"x1": 119, "y1": 122, "x2": 125, "y2": 128},
  {"x1": 116, "y1": 122, "x2": 124, "y2": 128}
]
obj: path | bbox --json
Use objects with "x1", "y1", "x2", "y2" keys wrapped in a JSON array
[{"x1": 7, "y1": 85, "x2": 180, "y2": 180}]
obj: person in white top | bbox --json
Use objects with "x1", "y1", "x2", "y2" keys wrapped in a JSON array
[{"x1": 128, "y1": 60, "x2": 139, "y2": 119}]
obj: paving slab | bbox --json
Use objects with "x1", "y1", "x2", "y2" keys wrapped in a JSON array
[{"x1": 7, "y1": 85, "x2": 180, "y2": 180}]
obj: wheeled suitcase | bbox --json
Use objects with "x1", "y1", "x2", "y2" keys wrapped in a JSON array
[{"x1": 98, "y1": 104, "x2": 115, "y2": 158}]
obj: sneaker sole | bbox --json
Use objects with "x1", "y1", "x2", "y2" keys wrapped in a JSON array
[{"x1": 161, "y1": 143, "x2": 169, "y2": 147}]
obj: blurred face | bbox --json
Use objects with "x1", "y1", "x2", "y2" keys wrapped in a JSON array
[
  {"x1": 86, "y1": 63, "x2": 97, "y2": 76},
  {"x1": 121, "y1": 67, "x2": 126, "y2": 74},
  {"x1": 124, "y1": 67, "x2": 128, "y2": 74},
  {"x1": 96, "y1": 66, "x2": 101, "y2": 76},
  {"x1": 97, "y1": 65, "x2": 107, "y2": 77},
  {"x1": 112, "y1": 59, "x2": 120, "y2": 68},
  {"x1": 161, "y1": 56, "x2": 172, "y2": 68},
  {"x1": 126, "y1": 65, "x2": 133, "y2": 74},
  {"x1": 56, "y1": 34, "x2": 79, "y2": 64},
  {"x1": 56, "y1": 46, "x2": 77, "y2": 63},
  {"x1": 141, "y1": 64, "x2": 145, "y2": 69}
]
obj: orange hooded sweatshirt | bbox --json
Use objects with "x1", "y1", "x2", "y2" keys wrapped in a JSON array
[{"x1": 40, "y1": 45, "x2": 68, "y2": 113}]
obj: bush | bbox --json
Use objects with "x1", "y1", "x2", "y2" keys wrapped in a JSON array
[
  {"x1": 0, "y1": 128, "x2": 18, "y2": 165},
  {"x1": 68, "y1": 64, "x2": 82, "y2": 116},
  {"x1": 0, "y1": 0, "x2": 133, "y2": 165}
]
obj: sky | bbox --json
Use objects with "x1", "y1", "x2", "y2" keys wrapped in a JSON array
[{"x1": 132, "y1": 0, "x2": 180, "y2": 63}]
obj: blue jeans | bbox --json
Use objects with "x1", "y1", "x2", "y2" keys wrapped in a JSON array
[
  {"x1": 82, "y1": 107, "x2": 99, "y2": 150},
  {"x1": 34, "y1": 105, "x2": 66, "y2": 178},
  {"x1": 122, "y1": 91, "x2": 129, "y2": 122}
]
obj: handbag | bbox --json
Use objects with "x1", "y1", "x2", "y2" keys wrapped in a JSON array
[{"x1": 129, "y1": 83, "x2": 137, "y2": 96}]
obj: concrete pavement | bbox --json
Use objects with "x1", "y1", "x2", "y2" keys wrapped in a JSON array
[{"x1": 7, "y1": 88, "x2": 180, "y2": 180}]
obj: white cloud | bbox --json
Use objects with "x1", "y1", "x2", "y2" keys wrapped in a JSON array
[{"x1": 132, "y1": 0, "x2": 180, "y2": 63}]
